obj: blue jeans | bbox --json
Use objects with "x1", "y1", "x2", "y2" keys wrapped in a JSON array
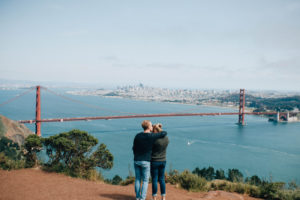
[
  {"x1": 151, "y1": 161, "x2": 166, "y2": 196},
  {"x1": 134, "y1": 161, "x2": 150, "y2": 200}
]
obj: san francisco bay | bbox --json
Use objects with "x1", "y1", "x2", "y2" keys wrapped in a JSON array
[{"x1": 1, "y1": 89, "x2": 300, "y2": 184}]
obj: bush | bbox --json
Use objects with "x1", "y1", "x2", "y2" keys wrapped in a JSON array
[
  {"x1": 227, "y1": 168, "x2": 244, "y2": 182},
  {"x1": 0, "y1": 152, "x2": 25, "y2": 170},
  {"x1": 24, "y1": 134, "x2": 43, "y2": 167},
  {"x1": 245, "y1": 175, "x2": 262, "y2": 186},
  {"x1": 249, "y1": 186, "x2": 261, "y2": 197},
  {"x1": 209, "y1": 180, "x2": 231, "y2": 191},
  {"x1": 234, "y1": 183, "x2": 246, "y2": 194},
  {"x1": 0, "y1": 137, "x2": 25, "y2": 170},
  {"x1": 215, "y1": 169, "x2": 226, "y2": 180},
  {"x1": 209, "y1": 180, "x2": 259, "y2": 195},
  {"x1": 166, "y1": 169, "x2": 180, "y2": 185},
  {"x1": 259, "y1": 181, "x2": 285, "y2": 199},
  {"x1": 43, "y1": 129, "x2": 113, "y2": 180},
  {"x1": 167, "y1": 166, "x2": 300, "y2": 199},
  {"x1": 193, "y1": 166, "x2": 215, "y2": 181},
  {"x1": 178, "y1": 170, "x2": 207, "y2": 191},
  {"x1": 276, "y1": 189, "x2": 300, "y2": 200},
  {"x1": 85, "y1": 169, "x2": 104, "y2": 181},
  {"x1": 111, "y1": 175, "x2": 123, "y2": 185},
  {"x1": 120, "y1": 176, "x2": 135, "y2": 186},
  {"x1": 0, "y1": 137, "x2": 20, "y2": 160},
  {"x1": 288, "y1": 180, "x2": 298, "y2": 190}
]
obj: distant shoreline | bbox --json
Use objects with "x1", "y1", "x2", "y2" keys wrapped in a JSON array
[{"x1": 70, "y1": 92, "x2": 255, "y2": 113}]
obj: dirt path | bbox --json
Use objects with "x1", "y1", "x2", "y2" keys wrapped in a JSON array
[{"x1": 0, "y1": 169, "x2": 260, "y2": 200}]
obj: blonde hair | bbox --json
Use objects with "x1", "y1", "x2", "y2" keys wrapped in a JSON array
[
  {"x1": 153, "y1": 123, "x2": 163, "y2": 133},
  {"x1": 141, "y1": 120, "x2": 151, "y2": 130}
]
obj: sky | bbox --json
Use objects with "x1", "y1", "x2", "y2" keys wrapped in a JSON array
[{"x1": 0, "y1": 0, "x2": 300, "y2": 90}]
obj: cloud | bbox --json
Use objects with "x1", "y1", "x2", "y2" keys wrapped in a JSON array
[
  {"x1": 61, "y1": 30, "x2": 89, "y2": 37},
  {"x1": 102, "y1": 56, "x2": 120, "y2": 62},
  {"x1": 48, "y1": 4, "x2": 65, "y2": 11},
  {"x1": 286, "y1": 1, "x2": 300, "y2": 12},
  {"x1": 259, "y1": 57, "x2": 300, "y2": 74}
]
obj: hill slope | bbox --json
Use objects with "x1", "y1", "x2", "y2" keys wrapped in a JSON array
[
  {"x1": 0, "y1": 115, "x2": 33, "y2": 145},
  {"x1": 0, "y1": 169, "x2": 260, "y2": 200}
]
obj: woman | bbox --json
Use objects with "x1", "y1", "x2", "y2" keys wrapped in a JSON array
[{"x1": 151, "y1": 123, "x2": 169, "y2": 200}]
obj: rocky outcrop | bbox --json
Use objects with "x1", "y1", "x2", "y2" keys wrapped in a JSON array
[{"x1": 0, "y1": 115, "x2": 33, "y2": 146}]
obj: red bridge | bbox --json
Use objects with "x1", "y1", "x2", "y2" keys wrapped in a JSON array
[{"x1": 1, "y1": 86, "x2": 296, "y2": 137}]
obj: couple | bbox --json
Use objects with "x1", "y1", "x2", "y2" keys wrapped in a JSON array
[{"x1": 132, "y1": 120, "x2": 169, "y2": 200}]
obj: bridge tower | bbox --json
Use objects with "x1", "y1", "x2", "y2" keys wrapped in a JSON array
[
  {"x1": 35, "y1": 86, "x2": 41, "y2": 136},
  {"x1": 238, "y1": 89, "x2": 245, "y2": 125}
]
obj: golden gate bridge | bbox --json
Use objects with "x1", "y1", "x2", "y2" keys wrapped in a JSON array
[{"x1": 0, "y1": 86, "x2": 296, "y2": 137}]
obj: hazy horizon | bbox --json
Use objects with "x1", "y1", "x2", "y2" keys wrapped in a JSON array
[
  {"x1": 1, "y1": 0, "x2": 300, "y2": 90},
  {"x1": 2, "y1": 78, "x2": 300, "y2": 94}
]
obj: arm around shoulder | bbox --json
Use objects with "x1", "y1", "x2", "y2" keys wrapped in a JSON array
[{"x1": 155, "y1": 131, "x2": 167, "y2": 138}]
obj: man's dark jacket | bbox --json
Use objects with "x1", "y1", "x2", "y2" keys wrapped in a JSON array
[{"x1": 132, "y1": 131, "x2": 167, "y2": 161}]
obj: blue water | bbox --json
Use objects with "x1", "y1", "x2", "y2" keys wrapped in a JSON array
[{"x1": 1, "y1": 89, "x2": 300, "y2": 183}]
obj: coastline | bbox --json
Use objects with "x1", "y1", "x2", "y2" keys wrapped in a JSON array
[
  {"x1": 66, "y1": 90, "x2": 300, "y2": 122},
  {"x1": 69, "y1": 92, "x2": 254, "y2": 112}
]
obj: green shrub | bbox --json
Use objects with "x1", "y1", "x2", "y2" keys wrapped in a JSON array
[
  {"x1": 216, "y1": 181, "x2": 228, "y2": 190},
  {"x1": 0, "y1": 137, "x2": 20, "y2": 160},
  {"x1": 215, "y1": 169, "x2": 226, "y2": 180},
  {"x1": 288, "y1": 180, "x2": 298, "y2": 190},
  {"x1": 249, "y1": 186, "x2": 261, "y2": 197},
  {"x1": 42, "y1": 163, "x2": 65, "y2": 173},
  {"x1": 259, "y1": 181, "x2": 285, "y2": 199},
  {"x1": 208, "y1": 180, "x2": 260, "y2": 196},
  {"x1": 234, "y1": 183, "x2": 246, "y2": 194},
  {"x1": 166, "y1": 169, "x2": 180, "y2": 185},
  {"x1": 43, "y1": 129, "x2": 113, "y2": 179},
  {"x1": 193, "y1": 166, "x2": 215, "y2": 181},
  {"x1": 111, "y1": 175, "x2": 123, "y2": 185},
  {"x1": 0, "y1": 137, "x2": 25, "y2": 170},
  {"x1": 178, "y1": 170, "x2": 207, "y2": 191},
  {"x1": 24, "y1": 134, "x2": 43, "y2": 167},
  {"x1": 227, "y1": 168, "x2": 244, "y2": 182},
  {"x1": 120, "y1": 176, "x2": 135, "y2": 186},
  {"x1": 0, "y1": 152, "x2": 25, "y2": 170},
  {"x1": 245, "y1": 175, "x2": 262, "y2": 186},
  {"x1": 85, "y1": 169, "x2": 104, "y2": 181},
  {"x1": 278, "y1": 189, "x2": 300, "y2": 200}
]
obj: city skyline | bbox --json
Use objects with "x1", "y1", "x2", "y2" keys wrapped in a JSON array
[{"x1": 1, "y1": 0, "x2": 300, "y2": 90}]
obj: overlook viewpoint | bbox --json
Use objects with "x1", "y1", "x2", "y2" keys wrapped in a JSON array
[{"x1": 0, "y1": 168, "x2": 260, "y2": 200}]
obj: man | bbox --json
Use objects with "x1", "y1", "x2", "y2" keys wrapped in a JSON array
[{"x1": 133, "y1": 120, "x2": 167, "y2": 200}]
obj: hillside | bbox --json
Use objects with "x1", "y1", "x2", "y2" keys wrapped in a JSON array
[
  {"x1": 218, "y1": 94, "x2": 300, "y2": 112},
  {"x1": 0, "y1": 115, "x2": 33, "y2": 146},
  {"x1": 0, "y1": 169, "x2": 260, "y2": 200}
]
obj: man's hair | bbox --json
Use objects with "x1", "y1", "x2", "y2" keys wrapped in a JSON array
[{"x1": 141, "y1": 120, "x2": 151, "y2": 130}]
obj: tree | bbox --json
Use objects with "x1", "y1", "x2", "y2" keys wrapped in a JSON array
[
  {"x1": 288, "y1": 180, "x2": 298, "y2": 190},
  {"x1": 192, "y1": 166, "x2": 215, "y2": 181},
  {"x1": 245, "y1": 175, "x2": 262, "y2": 186},
  {"x1": 215, "y1": 169, "x2": 226, "y2": 180},
  {"x1": 227, "y1": 168, "x2": 244, "y2": 182},
  {"x1": 0, "y1": 137, "x2": 20, "y2": 160},
  {"x1": 43, "y1": 129, "x2": 113, "y2": 178},
  {"x1": 112, "y1": 175, "x2": 123, "y2": 185},
  {"x1": 90, "y1": 143, "x2": 113, "y2": 169},
  {"x1": 24, "y1": 134, "x2": 42, "y2": 167},
  {"x1": 0, "y1": 137, "x2": 25, "y2": 170}
]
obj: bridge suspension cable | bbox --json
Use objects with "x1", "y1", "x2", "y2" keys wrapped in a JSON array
[
  {"x1": 41, "y1": 86, "x2": 140, "y2": 115},
  {"x1": 0, "y1": 87, "x2": 35, "y2": 107}
]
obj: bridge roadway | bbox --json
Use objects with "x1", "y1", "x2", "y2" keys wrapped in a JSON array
[{"x1": 18, "y1": 111, "x2": 283, "y2": 123}]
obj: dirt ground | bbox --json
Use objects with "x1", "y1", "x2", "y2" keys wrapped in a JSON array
[{"x1": 0, "y1": 169, "x2": 260, "y2": 200}]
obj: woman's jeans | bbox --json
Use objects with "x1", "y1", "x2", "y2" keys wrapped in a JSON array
[
  {"x1": 134, "y1": 161, "x2": 151, "y2": 200},
  {"x1": 151, "y1": 161, "x2": 166, "y2": 196}
]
